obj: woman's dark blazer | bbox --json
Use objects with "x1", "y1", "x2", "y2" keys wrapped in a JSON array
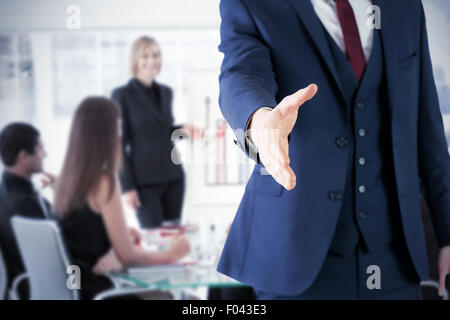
[{"x1": 111, "y1": 79, "x2": 184, "y2": 192}]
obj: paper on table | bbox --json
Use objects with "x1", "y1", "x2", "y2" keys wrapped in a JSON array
[{"x1": 127, "y1": 257, "x2": 197, "y2": 275}]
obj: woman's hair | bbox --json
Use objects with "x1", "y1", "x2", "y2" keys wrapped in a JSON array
[
  {"x1": 54, "y1": 96, "x2": 121, "y2": 217},
  {"x1": 129, "y1": 35, "x2": 161, "y2": 77}
]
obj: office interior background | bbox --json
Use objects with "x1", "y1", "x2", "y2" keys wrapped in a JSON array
[{"x1": 0, "y1": 0, "x2": 449, "y2": 235}]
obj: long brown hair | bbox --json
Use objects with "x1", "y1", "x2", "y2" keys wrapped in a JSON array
[{"x1": 54, "y1": 97, "x2": 121, "y2": 217}]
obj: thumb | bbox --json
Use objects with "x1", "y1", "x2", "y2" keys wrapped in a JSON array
[{"x1": 278, "y1": 83, "x2": 318, "y2": 117}]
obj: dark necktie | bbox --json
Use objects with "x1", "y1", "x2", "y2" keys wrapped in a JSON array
[{"x1": 335, "y1": 0, "x2": 366, "y2": 81}]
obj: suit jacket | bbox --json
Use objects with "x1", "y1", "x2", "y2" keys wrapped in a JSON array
[
  {"x1": 0, "y1": 171, "x2": 48, "y2": 297},
  {"x1": 217, "y1": 0, "x2": 450, "y2": 295},
  {"x1": 111, "y1": 79, "x2": 184, "y2": 192}
]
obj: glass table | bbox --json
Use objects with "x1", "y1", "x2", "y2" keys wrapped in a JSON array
[
  {"x1": 102, "y1": 264, "x2": 246, "y2": 300},
  {"x1": 111, "y1": 264, "x2": 243, "y2": 289},
  {"x1": 94, "y1": 224, "x2": 246, "y2": 299}
]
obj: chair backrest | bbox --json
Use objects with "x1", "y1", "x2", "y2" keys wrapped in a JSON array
[
  {"x1": 11, "y1": 216, "x2": 79, "y2": 300},
  {"x1": 0, "y1": 243, "x2": 7, "y2": 300},
  {"x1": 0, "y1": 184, "x2": 7, "y2": 300}
]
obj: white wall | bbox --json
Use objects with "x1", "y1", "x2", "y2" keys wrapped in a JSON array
[
  {"x1": 0, "y1": 0, "x2": 243, "y2": 233},
  {"x1": 0, "y1": 0, "x2": 221, "y2": 31}
]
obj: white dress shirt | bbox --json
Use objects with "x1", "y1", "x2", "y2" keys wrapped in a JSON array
[{"x1": 310, "y1": 0, "x2": 374, "y2": 61}]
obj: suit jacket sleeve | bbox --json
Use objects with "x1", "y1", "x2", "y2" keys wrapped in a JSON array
[
  {"x1": 218, "y1": 0, "x2": 278, "y2": 160},
  {"x1": 111, "y1": 88, "x2": 137, "y2": 192},
  {"x1": 417, "y1": 3, "x2": 450, "y2": 248}
]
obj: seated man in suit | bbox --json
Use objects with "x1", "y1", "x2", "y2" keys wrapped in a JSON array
[{"x1": 0, "y1": 123, "x2": 53, "y2": 299}]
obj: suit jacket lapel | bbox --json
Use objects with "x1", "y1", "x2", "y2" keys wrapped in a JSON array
[
  {"x1": 286, "y1": 0, "x2": 345, "y2": 101},
  {"x1": 129, "y1": 79, "x2": 168, "y2": 126},
  {"x1": 371, "y1": 0, "x2": 398, "y2": 119}
]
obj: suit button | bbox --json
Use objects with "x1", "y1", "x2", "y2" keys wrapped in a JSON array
[
  {"x1": 358, "y1": 185, "x2": 366, "y2": 193},
  {"x1": 335, "y1": 137, "x2": 349, "y2": 147},
  {"x1": 356, "y1": 101, "x2": 366, "y2": 109},
  {"x1": 329, "y1": 191, "x2": 343, "y2": 201},
  {"x1": 358, "y1": 157, "x2": 366, "y2": 165},
  {"x1": 358, "y1": 128, "x2": 366, "y2": 137},
  {"x1": 358, "y1": 211, "x2": 367, "y2": 218}
]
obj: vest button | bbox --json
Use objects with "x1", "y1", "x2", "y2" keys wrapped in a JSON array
[
  {"x1": 358, "y1": 185, "x2": 366, "y2": 193},
  {"x1": 358, "y1": 128, "x2": 366, "y2": 137},
  {"x1": 335, "y1": 137, "x2": 349, "y2": 147},
  {"x1": 356, "y1": 101, "x2": 366, "y2": 109},
  {"x1": 358, "y1": 157, "x2": 366, "y2": 165},
  {"x1": 358, "y1": 211, "x2": 367, "y2": 218}
]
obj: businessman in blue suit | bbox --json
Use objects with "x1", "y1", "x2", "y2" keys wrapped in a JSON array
[{"x1": 217, "y1": 0, "x2": 450, "y2": 299}]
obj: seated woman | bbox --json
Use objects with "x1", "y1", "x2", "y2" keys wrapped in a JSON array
[{"x1": 54, "y1": 96, "x2": 190, "y2": 300}]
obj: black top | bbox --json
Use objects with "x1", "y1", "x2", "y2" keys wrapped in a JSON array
[
  {"x1": 59, "y1": 204, "x2": 113, "y2": 300},
  {"x1": 132, "y1": 78, "x2": 161, "y2": 110},
  {"x1": 111, "y1": 78, "x2": 184, "y2": 191},
  {"x1": 0, "y1": 171, "x2": 48, "y2": 298}
]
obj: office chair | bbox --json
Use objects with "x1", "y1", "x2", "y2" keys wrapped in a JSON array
[
  {"x1": 10, "y1": 216, "x2": 166, "y2": 300},
  {"x1": 11, "y1": 216, "x2": 79, "y2": 300}
]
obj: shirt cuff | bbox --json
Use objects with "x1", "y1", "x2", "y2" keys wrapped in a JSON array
[
  {"x1": 245, "y1": 107, "x2": 274, "y2": 143},
  {"x1": 244, "y1": 107, "x2": 274, "y2": 163}
]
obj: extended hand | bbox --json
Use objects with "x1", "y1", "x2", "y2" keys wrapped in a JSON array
[{"x1": 249, "y1": 84, "x2": 318, "y2": 190}]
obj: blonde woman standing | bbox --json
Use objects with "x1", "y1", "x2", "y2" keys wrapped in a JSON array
[{"x1": 112, "y1": 36, "x2": 202, "y2": 228}]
